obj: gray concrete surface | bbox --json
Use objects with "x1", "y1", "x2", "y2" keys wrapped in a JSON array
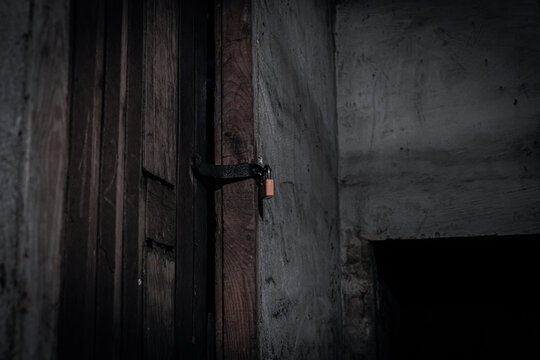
[
  {"x1": 336, "y1": 0, "x2": 540, "y2": 241},
  {"x1": 335, "y1": 1, "x2": 540, "y2": 358},
  {"x1": 0, "y1": 1, "x2": 69, "y2": 358},
  {"x1": 253, "y1": 0, "x2": 342, "y2": 358},
  {"x1": 0, "y1": 1, "x2": 30, "y2": 357}
]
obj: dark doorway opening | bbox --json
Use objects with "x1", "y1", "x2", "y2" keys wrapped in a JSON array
[{"x1": 372, "y1": 235, "x2": 540, "y2": 360}]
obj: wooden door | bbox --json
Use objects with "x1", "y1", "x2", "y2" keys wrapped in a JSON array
[{"x1": 58, "y1": 1, "x2": 212, "y2": 358}]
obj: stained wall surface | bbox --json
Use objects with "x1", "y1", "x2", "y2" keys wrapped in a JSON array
[
  {"x1": 335, "y1": 0, "x2": 540, "y2": 358},
  {"x1": 253, "y1": 0, "x2": 342, "y2": 358},
  {"x1": 0, "y1": 1, "x2": 30, "y2": 356},
  {"x1": 0, "y1": 0, "x2": 69, "y2": 359},
  {"x1": 336, "y1": 0, "x2": 540, "y2": 241}
]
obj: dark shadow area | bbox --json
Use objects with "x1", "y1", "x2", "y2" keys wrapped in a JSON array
[{"x1": 372, "y1": 235, "x2": 540, "y2": 360}]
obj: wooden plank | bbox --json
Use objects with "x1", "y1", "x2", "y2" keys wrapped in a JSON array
[
  {"x1": 142, "y1": 1, "x2": 180, "y2": 358},
  {"x1": 193, "y1": 1, "x2": 211, "y2": 358},
  {"x1": 214, "y1": 2, "x2": 225, "y2": 358},
  {"x1": 176, "y1": 1, "x2": 196, "y2": 356},
  {"x1": 16, "y1": 0, "x2": 70, "y2": 358},
  {"x1": 94, "y1": 0, "x2": 127, "y2": 358},
  {"x1": 58, "y1": 0, "x2": 105, "y2": 358},
  {"x1": 220, "y1": 0, "x2": 258, "y2": 358},
  {"x1": 142, "y1": 0, "x2": 179, "y2": 184},
  {"x1": 143, "y1": 243, "x2": 176, "y2": 360},
  {"x1": 177, "y1": 2, "x2": 215, "y2": 358},
  {"x1": 146, "y1": 179, "x2": 176, "y2": 248},
  {"x1": 122, "y1": 0, "x2": 145, "y2": 357}
]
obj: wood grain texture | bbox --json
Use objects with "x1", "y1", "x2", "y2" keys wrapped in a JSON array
[
  {"x1": 58, "y1": 1, "x2": 105, "y2": 358},
  {"x1": 214, "y1": 2, "x2": 224, "y2": 358},
  {"x1": 122, "y1": 0, "x2": 145, "y2": 357},
  {"x1": 56, "y1": 2, "x2": 213, "y2": 358},
  {"x1": 176, "y1": 2, "x2": 214, "y2": 357},
  {"x1": 220, "y1": 0, "x2": 258, "y2": 358},
  {"x1": 176, "y1": 1, "x2": 196, "y2": 356},
  {"x1": 143, "y1": 0, "x2": 179, "y2": 184},
  {"x1": 16, "y1": 0, "x2": 70, "y2": 358},
  {"x1": 193, "y1": 2, "x2": 210, "y2": 358},
  {"x1": 144, "y1": 243, "x2": 175, "y2": 360},
  {"x1": 146, "y1": 179, "x2": 176, "y2": 247},
  {"x1": 95, "y1": 0, "x2": 127, "y2": 358}
]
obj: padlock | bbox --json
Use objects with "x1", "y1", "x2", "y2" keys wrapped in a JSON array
[{"x1": 262, "y1": 166, "x2": 274, "y2": 199}]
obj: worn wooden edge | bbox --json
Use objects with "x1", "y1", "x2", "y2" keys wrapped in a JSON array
[{"x1": 220, "y1": 0, "x2": 258, "y2": 358}]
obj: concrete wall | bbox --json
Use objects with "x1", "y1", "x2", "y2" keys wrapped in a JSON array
[
  {"x1": 336, "y1": 0, "x2": 540, "y2": 241},
  {"x1": 0, "y1": 0, "x2": 69, "y2": 358},
  {"x1": 335, "y1": 0, "x2": 540, "y2": 358},
  {"x1": 0, "y1": 1, "x2": 30, "y2": 357},
  {"x1": 253, "y1": 0, "x2": 342, "y2": 358}
]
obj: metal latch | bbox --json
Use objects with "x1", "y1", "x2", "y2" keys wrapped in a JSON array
[{"x1": 192, "y1": 155, "x2": 274, "y2": 199}]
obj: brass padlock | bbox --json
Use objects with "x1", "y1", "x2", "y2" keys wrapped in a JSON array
[{"x1": 262, "y1": 166, "x2": 274, "y2": 199}]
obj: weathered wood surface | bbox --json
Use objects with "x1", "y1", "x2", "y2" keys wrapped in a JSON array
[
  {"x1": 146, "y1": 179, "x2": 176, "y2": 248},
  {"x1": 95, "y1": 0, "x2": 127, "y2": 358},
  {"x1": 176, "y1": 1, "x2": 196, "y2": 356},
  {"x1": 122, "y1": 0, "x2": 144, "y2": 358},
  {"x1": 55, "y1": 1, "x2": 214, "y2": 358},
  {"x1": 193, "y1": 2, "x2": 211, "y2": 358},
  {"x1": 220, "y1": 0, "x2": 258, "y2": 358},
  {"x1": 214, "y1": 2, "x2": 225, "y2": 358},
  {"x1": 144, "y1": 243, "x2": 176, "y2": 360},
  {"x1": 141, "y1": 1, "x2": 181, "y2": 357},
  {"x1": 143, "y1": 0, "x2": 179, "y2": 185},
  {"x1": 175, "y1": 2, "x2": 214, "y2": 358},
  {"x1": 59, "y1": 1, "x2": 105, "y2": 358}
]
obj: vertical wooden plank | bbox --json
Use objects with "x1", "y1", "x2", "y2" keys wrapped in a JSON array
[
  {"x1": 146, "y1": 180, "x2": 176, "y2": 247},
  {"x1": 177, "y1": 2, "x2": 215, "y2": 358},
  {"x1": 143, "y1": 179, "x2": 176, "y2": 358},
  {"x1": 58, "y1": 0, "x2": 105, "y2": 358},
  {"x1": 143, "y1": 243, "x2": 175, "y2": 360},
  {"x1": 193, "y1": 1, "x2": 210, "y2": 358},
  {"x1": 214, "y1": 2, "x2": 225, "y2": 358},
  {"x1": 16, "y1": 0, "x2": 70, "y2": 358},
  {"x1": 143, "y1": 0, "x2": 178, "y2": 184},
  {"x1": 176, "y1": 1, "x2": 196, "y2": 356},
  {"x1": 141, "y1": 1, "x2": 180, "y2": 358},
  {"x1": 220, "y1": 0, "x2": 258, "y2": 358},
  {"x1": 122, "y1": 0, "x2": 144, "y2": 358},
  {"x1": 94, "y1": 0, "x2": 127, "y2": 358}
]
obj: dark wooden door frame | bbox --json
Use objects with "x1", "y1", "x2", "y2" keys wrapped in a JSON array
[{"x1": 214, "y1": 0, "x2": 258, "y2": 358}]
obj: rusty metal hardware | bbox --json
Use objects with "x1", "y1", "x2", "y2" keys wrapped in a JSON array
[{"x1": 193, "y1": 155, "x2": 274, "y2": 199}]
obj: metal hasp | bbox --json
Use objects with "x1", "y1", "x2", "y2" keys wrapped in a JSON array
[{"x1": 192, "y1": 154, "x2": 273, "y2": 199}]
